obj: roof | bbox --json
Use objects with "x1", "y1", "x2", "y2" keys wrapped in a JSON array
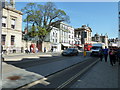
[
  {"x1": 3, "y1": 7, "x2": 23, "y2": 15},
  {"x1": 94, "y1": 33, "x2": 99, "y2": 36},
  {"x1": 75, "y1": 25, "x2": 92, "y2": 32}
]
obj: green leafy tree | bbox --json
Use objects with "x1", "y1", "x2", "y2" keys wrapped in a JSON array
[{"x1": 21, "y1": 2, "x2": 70, "y2": 42}]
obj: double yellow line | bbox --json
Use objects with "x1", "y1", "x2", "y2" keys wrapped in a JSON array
[{"x1": 55, "y1": 59, "x2": 99, "y2": 90}]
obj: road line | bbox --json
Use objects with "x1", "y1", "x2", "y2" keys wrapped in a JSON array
[
  {"x1": 16, "y1": 56, "x2": 94, "y2": 89},
  {"x1": 55, "y1": 59, "x2": 99, "y2": 90},
  {"x1": 16, "y1": 78, "x2": 49, "y2": 89}
]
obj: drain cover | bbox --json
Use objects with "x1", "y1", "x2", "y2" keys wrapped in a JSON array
[{"x1": 7, "y1": 76, "x2": 21, "y2": 80}]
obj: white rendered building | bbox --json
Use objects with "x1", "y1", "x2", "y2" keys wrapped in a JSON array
[
  {"x1": 50, "y1": 27, "x2": 61, "y2": 52},
  {"x1": 44, "y1": 27, "x2": 61, "y2": 52},
  {"x1": 68, "y1": 26, "x2": 74, "y2": 46},
  {"x1": 45, "y1": 22, "x2": 74, "y2": 51},
  {"x1": 59, "y1": 22, "x2": 74, "y2": 50}
]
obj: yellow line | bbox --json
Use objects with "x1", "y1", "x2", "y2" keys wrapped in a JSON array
[{"x1": 55, "y1": 59, "x2": 99, "y2": 90}]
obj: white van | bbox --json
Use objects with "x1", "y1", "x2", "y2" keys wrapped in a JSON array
[{"x1": 90, "y1": 43, "x2": 105, "y2": 56}]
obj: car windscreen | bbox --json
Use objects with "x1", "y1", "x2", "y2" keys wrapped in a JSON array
[
  {"x1": 66, "y1": 48, "x2": 74, "y2": 52},
  {"x1": 91, "y1": 46, "x2": 101, "y2": 50}
]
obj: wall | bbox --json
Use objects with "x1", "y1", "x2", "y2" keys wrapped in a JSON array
[
  {"x1": 2, "y1": 7, "x2": 22, "y2": 53},
  {"x1": 42, "y1": 42, "x2": 51, "y2": 52},
  {"x1": 22, "y1": 40, "x2": 36, "y2": 53}
]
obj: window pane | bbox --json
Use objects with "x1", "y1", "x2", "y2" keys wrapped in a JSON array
[
  {"x1": 11, "y1": 25, "x2": 15, "y2": 29},
  {"x1": 2, "y1": 17, "x2": 6, "y2": 23},
  {"x1": 11, "y1": 35, "x2": 15, "y2": 45},
  {"x1": 11, "y1": 19, "x2": 15, "y2": 25},
  {"x1": 2, "y1": 23, "x2": 6, "y2": 27},
  {"x1": 2, "y1": 35, "x2": 6, "y2": 45}
]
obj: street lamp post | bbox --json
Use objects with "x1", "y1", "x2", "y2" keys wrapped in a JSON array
[
  {"x1": 0, "y1": 0, "x2": 4, "y2": 88},
  {"x1": 25, "y1": 12, "x2": 29, "y2": 49}
]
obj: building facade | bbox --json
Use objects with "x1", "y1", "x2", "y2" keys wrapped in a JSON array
[
  {"x1": 74, "y1": 28, "x2": 82, "y2": 48},
  {"x1": 53, "y1": 22, "x2": 74, "y2": 50},
  {"x1": 92, "y1": 33, "x2": 108, "y2": 47},
  {"x1": 43, "y1": 22, "x2": 74, "y2": 52},
  {"x1": 68, "y1": 26, "x2": 74, "y2": 45},
  {"x1": 44, "y1": 27, "x2": 61, "y2": 52},
  {"x1": 108, "y1": 38, "x2": 118, "y2": 47},
  {"x1": 1, "y1": 0, "x2": 23, "y2": 53},
  {"x1": 74, "y1": 25, "x2": 92, "y2": 47}
]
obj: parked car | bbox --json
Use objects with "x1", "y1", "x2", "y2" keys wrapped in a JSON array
[{"x1": 62, "y1": 48, "x2": 79, "y2": 56}]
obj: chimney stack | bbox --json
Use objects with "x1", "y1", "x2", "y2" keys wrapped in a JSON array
[{"x1": 10, "y1": 0, "x2": 15, "y2": 8}]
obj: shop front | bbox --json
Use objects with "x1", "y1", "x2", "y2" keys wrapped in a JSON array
[
  {"x1": 61, "y1": 43, "x2": 71, "y2": 50},
  {"x1": 74, "y1": 44, "x2": 83, "y2": 50},
  {"x1": 51, "y1": 43, "x2": 61, "y2": 52}
]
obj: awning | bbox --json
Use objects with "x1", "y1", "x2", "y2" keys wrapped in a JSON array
[
  {"x1": 74, "y1": 44, "x2": 82, "y2": 47},
  {"x1": 78, "y1": 45, "x2": 82, "y2": 47},
  {"x1": 52, "y1": 44, "x2": 58, "y2": 48},
  {"x1": 52, "y1": 43, "x2": 60, "y2": 46},
  {"x1": 52, "y1": 44, "x2": 57, "y2": 46},
  {"x1": 70, "y1": 44, "x2": 76, "y2": 47},
  {"x1": 62, "y1": 43, "x2": 71, "y2": 47}
]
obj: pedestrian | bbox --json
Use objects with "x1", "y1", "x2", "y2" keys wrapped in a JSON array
[
  {"x1": 99, "y1": 48, "x2": 104, "y2": 61},
  {"x1": 117, "y1": 47, "x2": 120, "y2": 65},
  {"x1": 31, "y1": 47, "x2": 34, "y2": 53},
  {"x1": 30, "y1": 45, "x2": 32, "y2": 53},
  {"x1": 51, "y1": 47, "x2": 53, "y2": 52},
  {"x1": 1, "y1": 45, "x2": 4, "y2": 61},
  {"x1": 25, "y1": 48, "x2": 30, "y2": 54},
  {"x1": 103, "y1": 46, "x2": 109, "y2": 62},
  {"x1": 109, "y1": 48, "x2": 116, "y2": 66},
  {"x1": 44, "y1": 47, "x2": 46, "y2": 53},
  {"x1": 114, "y1": 47, "x2": 118, "y2": 62},
  {"x1": 36, "y1": 47, "x2": 38, "y2": 53}
]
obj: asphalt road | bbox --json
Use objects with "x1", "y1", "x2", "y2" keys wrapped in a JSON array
[
  {"x1": 17, "y1": 56, "x2": 98, "y2": 89},
  {"x1": 5, "y1": 52, "x2": 91, "y2": 69}
]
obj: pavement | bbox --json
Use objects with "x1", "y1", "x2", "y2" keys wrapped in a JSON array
[
  {"x1": 1, "y1": 52, "x2": 119, "y2": 89},
  {"x1": 70, "y1": 58, "x2": 119, "y2": 88},
  {"x1": 2, "y1": 52, "x2": 61, "y2": 61},
  {"x1": 1, "y1": 52, "x2": 88, "y2": 89}
]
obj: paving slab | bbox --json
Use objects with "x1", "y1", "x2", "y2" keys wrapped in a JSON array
[
  {"x1": 70, "y1": 59, "x2": 118, "y2": 88},
  {"x1": 2, "y1": 62, "x2": 44, "y2": 89},
  {"x1": 3, "y1": 53, "x2": 53, "y2": 61}
]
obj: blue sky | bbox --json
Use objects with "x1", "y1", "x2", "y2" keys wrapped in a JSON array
[{"x1": 16, "y1": 2, "x2": 118, "y2": 38}]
